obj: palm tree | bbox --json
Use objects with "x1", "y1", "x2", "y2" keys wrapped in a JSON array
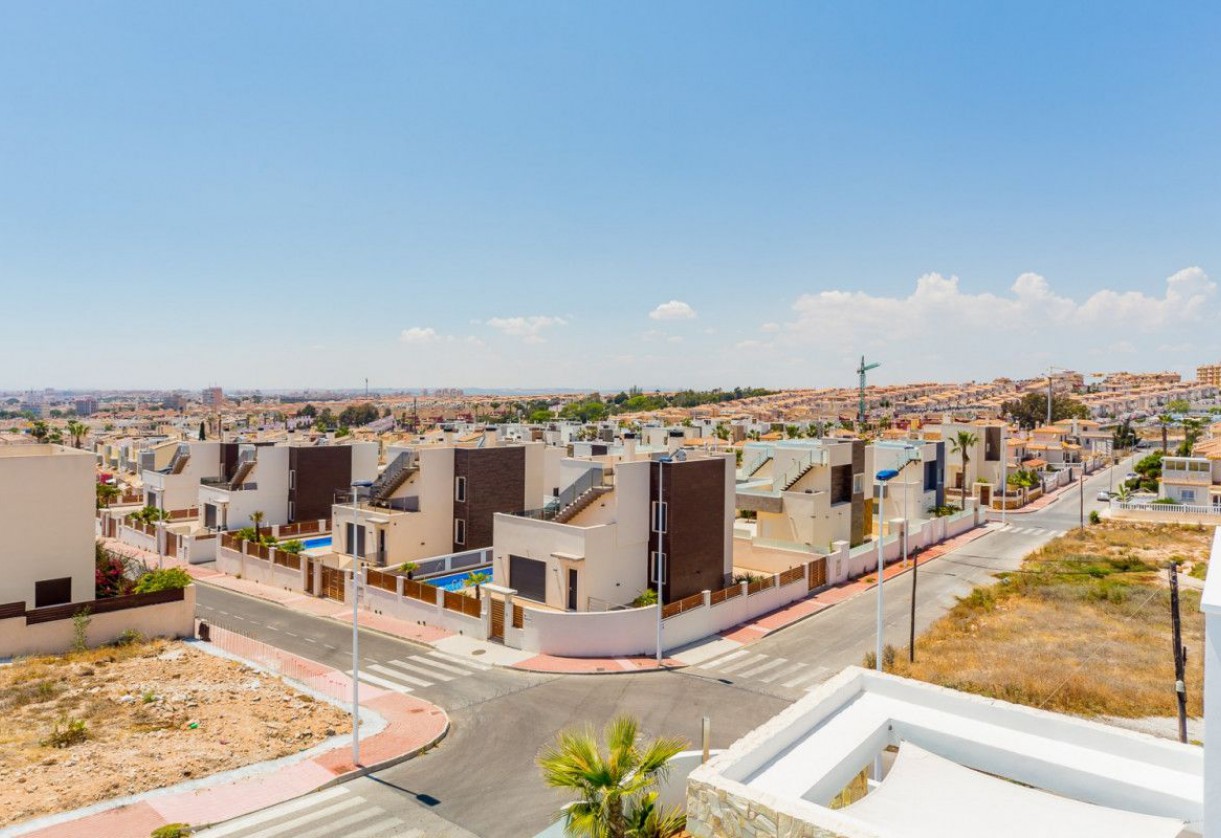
[
  {"x1": 949, "y1": 431, "x2": 979, "y2": 504},
  {"x1": 1158, "y1": 414, "x2": 1173, "y2": 453},
  {"x1": 65, "y1": 420, "x2": 87, "y2": 449},
  {"x1": 538, "y1": 716, "x2": 687, "y2": 838},
  {"x1": 96, "y1": 482, "x2": 120, "y2": 509},
  {"x1": 250, "y1": 510, "x2": 265, "y2": 542}
]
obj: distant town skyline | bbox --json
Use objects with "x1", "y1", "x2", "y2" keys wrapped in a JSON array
[{"x1": 2, "y1": 3, "x2": 1218, "y2": 389}]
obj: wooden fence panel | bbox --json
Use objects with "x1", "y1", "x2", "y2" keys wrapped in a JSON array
[
  {"x1": 403, "y1": 579, "x2": 433, "y2": 603},
  {"x1": 808, "y1": 558, "x2": 827, "y2": 590},
  {"x1": 778, "y1": 566, "x2": 804, "y2": 586},
  {"x1": 662, "y1": 591, "x2": 705, "y2": 620},
  {"x1": 709, "y1": 585, "x2": 743, "y2": 606}
]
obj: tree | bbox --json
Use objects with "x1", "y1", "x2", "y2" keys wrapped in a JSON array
[
  {"x1": 297, "y1": 403, "x2": 318, "y2": 418},
  {"x1": 1157, "y1": 414, "x2": 1174, "y2": 453},
  {"x1": 251, "y1": 510, "x2": 265, "y2": 542},
  {"x1": 1166, "y1": 398, "x2": 1191, "y2": 413},
  {"x1": 538, "y1": 716, "x2": 687, "y2": 838},
  {"x1": 1177, "y1": 419, "x2": 1204, "y2": 457},
  {"x1": 65, "y1": 420, "x2": 87, "y2": 449},
  {"x1": 30, "y1": 420, "x2": 49, "y2": 441},
  {"x1": 1111, "y1": 418, "x2": 1138, "y2": 451},
  {"x1": 198, "y1": 421, "x2": 206, "y2": 441},
  {"x1": 1001, "y1": 392, "x2": 1090, "y2": 430},
  {"x1": 949, "y1": 431, "x2": 978, "y2": 497},
  {"x1": 96, "y1": 482, "x2": 120, "y2": 509}
]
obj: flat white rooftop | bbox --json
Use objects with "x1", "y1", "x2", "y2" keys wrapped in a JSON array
[{"x1": 689, "y1": 666, "x2": 1203, "y2": 837}]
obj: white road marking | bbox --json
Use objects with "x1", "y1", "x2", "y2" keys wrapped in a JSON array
[
  {"x1": 369, "y1": 663, "x2": 434, "y2": 688},
  {"x1": 346, "y1": 670, "x2": 414, "y2": 694},
  {"x1": 427, "y1": 650, "x2": 492, "y2": 671},
  {"x1": 697, "y1": 649, "x2": 752, "y2": 670},
  {"x1": 407, "y1": 654, "x2": 471, "y2": 677},
  {"x1": 717, "y1": 654, "x2": 767, "y2": 674},
  {"x1": 736, "y1": 658, "x2": 788, "y2": 679},
  {"x1": 198, "y1": 787, "x2": 350, "y2": 836}
]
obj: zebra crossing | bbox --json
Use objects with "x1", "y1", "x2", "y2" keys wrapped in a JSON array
[
  {"x1": 346, "y1": 649, "x2": 491, "y2": 695},
  {"x1": 993, "y1": 523, "x2": 1066, "y2": 537},
  {"x1": 197, "y1": 786, "x2": 417, "y2": 837},
  {"x1": 689, "y1": 648, "x2": 832, "y2": 691}
]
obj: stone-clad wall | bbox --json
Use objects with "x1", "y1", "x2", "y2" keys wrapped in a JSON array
[{"x1": 685, "y1": 778, "x2": 846, "y2": 838}]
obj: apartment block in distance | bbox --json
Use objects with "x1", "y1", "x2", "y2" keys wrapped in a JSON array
[
  {"x1": 0, "y1": 445, "x2": 95, "y2": 608},
  {"x1": 1199, "y1": 363, "x2": 1221, "y2": 388}
]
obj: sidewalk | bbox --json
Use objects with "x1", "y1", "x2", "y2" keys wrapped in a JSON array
[
  {"x1": 102, "y1": 524, "x2": 994, "y2": 678},
  {"x1": 18, "y1": 625, "x2": 449, "y2": 838},
  {"x1": 673, "y1": 523, "x2": 995, "y2": 665}
]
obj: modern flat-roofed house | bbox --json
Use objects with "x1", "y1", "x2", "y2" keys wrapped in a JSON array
[
  {"x1": 199, "y1": 441, "x2": 377, "y2": 531},
  {"x1": 331, "y1": 441, "x2": 547, "y2": 566},
  {"x1": 493, "y1": 451, "x2": 735, "y2": 611},
  {"x1": 938, "y1": 419, "x2": 1005, "y2": 505},
  {"x1": 736, "y1": 439, "x2": 867, "y2": 550},
  {"x1": 0, "y1": 445, "x2": 96, "y2": 608},
  {"x1": 864, "y1": 439, "x2": 945, "y2": 525},
  {"x1": 1159, "y1": 452, "x2": 1221, "y2": 508},
  {"x1": 141, "y1": 440, "x2": 226, "y2": 511}
]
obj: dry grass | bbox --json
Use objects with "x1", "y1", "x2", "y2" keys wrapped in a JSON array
[
  {"x1": 0, "y1": 639, "x2": 350, "y2": 828},
  {"x1": 889, "y1": 522, "x2": 1211, "y2": 717}
]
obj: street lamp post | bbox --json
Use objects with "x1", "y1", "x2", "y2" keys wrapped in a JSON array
[
  {"x1": 654, "y1": 458, "x2": 667, "y2": 665},
  {"x1": 349, "y1": 479, "x2": 373, "y2": 767},
  {"x1": 874, "y1": 468, "x2": 899, "y2": 672}
]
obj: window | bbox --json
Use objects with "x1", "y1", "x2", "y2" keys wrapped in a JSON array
[
  {"x1": 455, "y1": 476, "x2": 467, "y2": 503},
  {"x1": 1181, "y1": 490, "x2": 1195, "y2": 503},
  {"x1": 35, "y1": 577, "x2": 72, "y2": 608},
  {"x1": 651, "y1": 501, "x2": 668, "y2": 534},
  {"x1": 289, "y1": 469, "x2": 296, "y2": 489},
  {"x1": 852, "y1": 473, "x2": 864, "y2": 495},
  {"x1": 650, "y1": 551, "x2": 667, "y2": 585},
  {"x1": 454, "y1": 518, "x2": 466, "y2": 545}
]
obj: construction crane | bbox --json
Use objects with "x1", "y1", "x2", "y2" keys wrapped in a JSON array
[{"x1": 857, "y1": 356, "x2": 880, "y2": 427}]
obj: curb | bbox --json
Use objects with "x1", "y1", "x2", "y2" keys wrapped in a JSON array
[{"x1": 509, "y1": 661, "x2": 688, "y2": 676}]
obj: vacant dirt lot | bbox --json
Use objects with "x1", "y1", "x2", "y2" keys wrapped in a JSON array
[
  {"x1": 0, "y1": 638, "x2": 350, "y2": 828},
  {"x1": 890, "y1": 522, "x2": 1211, "y2": 718}
]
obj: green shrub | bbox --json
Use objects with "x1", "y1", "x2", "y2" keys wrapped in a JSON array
[
  {"x1": 1089, "y1": 510, "x2": 1101, "y2": 525},
  {"x1": 42, "y1": 716, "x2": 89, "y2": 748},
  {"x1": 71, "y1": 608, "x2": 91, "y2": 652},
  {"x1": 114, "y1": 628, "x2": 144, "y2": 646},
  {"x1": 632, "y1": 588, "x2": 658, "y2": 607},
  {"x1": 280, "y1": 539, "x2": 304, "y2": 554},
  {"x1": 133, "y1": 567, "x2": 191, "y2": 594},
  {"x1": 151, "y1": 824, "x2": 192, "y2": 838}
]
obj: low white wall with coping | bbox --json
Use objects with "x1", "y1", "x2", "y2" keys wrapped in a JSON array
[
  {"x1": 357, "y1": 576, "x2": 486, "y2": 639},
  {"x1": 0, "y1": 585, "x2": 197, "y2": 658},
  {"x1": 215, "y1": 545, "x2": 305, "y2": 592}
]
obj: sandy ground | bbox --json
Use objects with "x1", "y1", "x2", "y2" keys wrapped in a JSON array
[{"x1": 0, "y1": 639, "x2": 350, "y2": 828}]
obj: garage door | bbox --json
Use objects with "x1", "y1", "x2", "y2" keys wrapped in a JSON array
[{"x1": 509, "y1": 555, "x2": 546, "y2": 603}]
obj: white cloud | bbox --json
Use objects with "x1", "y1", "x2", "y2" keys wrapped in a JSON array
[
  {"x1": 649, "y1": 300, "x2": 697, "y2": 321},
  {"x1": 760, "y1": 322, "x2": 781, "y2": 333},
  {"x1": 775, "y1": 267, "x2": 1215, "y2": 379},
  {"x1": 485, "y1": 315, "x2": 567, "y2": 344},
  {"x1": 399, "y1": 327, "x2": 439, "y2": 344}
]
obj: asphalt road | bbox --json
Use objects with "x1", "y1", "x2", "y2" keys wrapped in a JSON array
[{"x1": 196, "y1": 457, "x2": 1136, "y2": 837}]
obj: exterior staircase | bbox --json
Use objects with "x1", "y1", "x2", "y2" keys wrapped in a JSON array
[
  {"x1": 780, "y1": 450, "x2": 827, "y2": 491},
  {"x1": 166, "y1": 444, "x2": 191, "y2": 475},
  {"x1": 554, "y1": 485, "x2": 613, "y2": 524},
  {"x1": 369, "y1": 451, "x2": 418, "y2": 502}
]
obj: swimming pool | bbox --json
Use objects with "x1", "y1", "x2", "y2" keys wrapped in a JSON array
[
  {"x1": 301, "y1": 536, "x2": 332, "y2": 551},
  {"x1": 423, "y1": 567, "x2": 493, "y2": 592}
]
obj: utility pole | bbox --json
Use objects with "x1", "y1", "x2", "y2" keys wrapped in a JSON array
[
  {"x1": 1047, "y1": 367, "x2": 1054, "y2": 426},
  {"x1": 1079, "y1": 461, "x2": 1085, "y2": 530},
  {"x1": 1169, "y1": 562, "x2": 1189, "y2": 744},
  {"x1": 857, "y1": 356, "x2": 880, "y2": 428}
]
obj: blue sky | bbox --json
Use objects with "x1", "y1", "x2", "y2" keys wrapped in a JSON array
[{"x1": 2, "y1": 2, "x2": 1218, "y2": 391}]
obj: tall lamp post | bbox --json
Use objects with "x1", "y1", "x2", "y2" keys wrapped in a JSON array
[
  {"x1": 349, "y1": 479, "x2": 373, "y2": 766},
  {"x1": 874, "y1": 468, "x2": 900, "y2": 672}
]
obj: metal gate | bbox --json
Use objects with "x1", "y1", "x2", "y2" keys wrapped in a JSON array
[
  {"x1": 489, "y1": 598, "x2": 505, "y2": 641},
  {"x1": 321, "y1": 566, "x2": 345, "y2": 602}
]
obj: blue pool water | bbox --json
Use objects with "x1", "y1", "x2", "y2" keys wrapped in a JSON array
[
  {"x1": 424, "y1": 567, "x2": 493, "y2": 592},
  {"x1": 301, "y1": 536, "x2": 332, "y2": 551}
]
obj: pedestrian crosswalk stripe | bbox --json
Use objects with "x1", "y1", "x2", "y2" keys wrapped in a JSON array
[
  {"x1": 200, "y1": 788, "x2": 350, "y2": 836},
  {"x1": 245, "y1": 797, "x2": 365, "y2": 838},
  {"x1": 716, "y1": 654, "x2": 767, "y2": 674},
  {"x1": 348, "y1": 669, "x2": 414, "y2": 694},
  {"x1": 389, "y1": 658, "x2": 456, "y2": 682},
  {"x1": 697, "y1": 649, "x2": 751, "y2": 670},
  {"x1": 757, "y1": 662, "x2": 798, "y2": 683},
  {"x1": 787, "y1": 667, "x2": 830, "y2": 689},
  {"x1": 291, "y1": 807, "x2": 388, "y2": 838},
  {"x1": 428, "y1": 650, "x2": 492, "y2": 670},
  {"x1": 408, "y1": 654, "x2": 472, "y2": 677},
  {"x1": 344, "y1": 818, "x2": 407, "y2": 838},
  {"x1": 369, "y1": 663, "x2": 434, "y2": 687},
  {"x1": 736, "y1": 658, "x2": 788, "y2": 679}
]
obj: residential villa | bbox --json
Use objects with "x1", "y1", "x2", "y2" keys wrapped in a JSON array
[
  {"x1": 735, "y1": 439, "x2": 866, "y2": 550},
  {"x1": 492, "y1": 450, "x2": 735, "y2": 611},
  {"x1": 331, "y1": 441, "x2": 549, "y2": 566},
  {"x1": 863, "y1": 439, "x2": 945, "y2": 527}
]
